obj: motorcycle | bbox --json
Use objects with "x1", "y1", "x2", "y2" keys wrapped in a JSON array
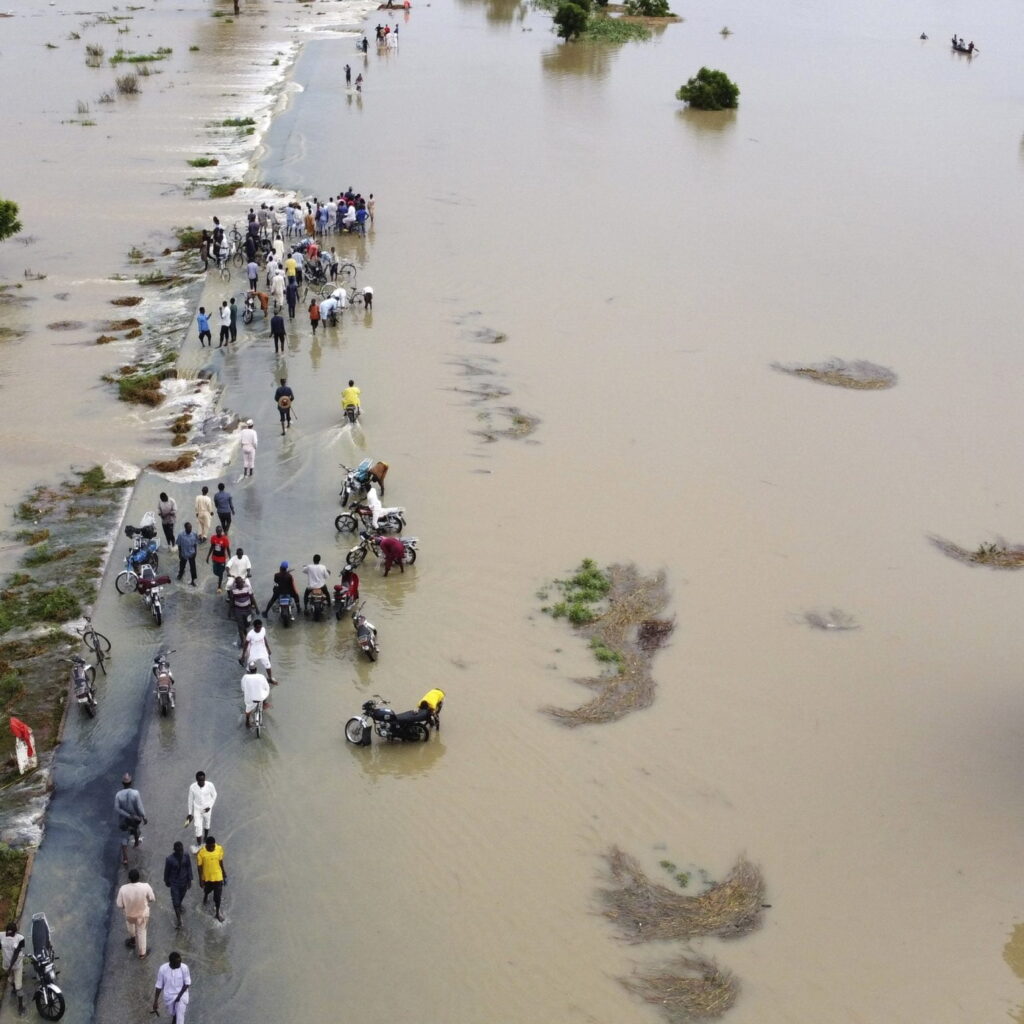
[
  {"x1": 276, "y1": 592, "x2": 297, "y2": 627},
  {"x1": 136, "y1": 564, "x2": 170, "y2": 626},
  {"x1": 343, "y1": 402, "x2": 361, "y2": 425},
  {"x1": 338, "y1": 458, "x2": 388, "y2": 507},
  {"x1": 115, "y1": 519, "x2": 160, "y2": 593},
  {"x1": 352, "y1": 603, "x2": 378, "y2": 661},
  {"x1": 152, "y1": 649, "x2": 176, "y2": 715},
  {"x1": 334, "y1": 502, "x2": 405, "y2": 535},
  {"x1": 344, "y1": 530, "x2": 418, "y2": 569},
  {"x1": 345, "y1": 688, "x2": 444, "y2": 745},
  {"x1": 304, "y1": 587, "x2": 330, "y2": 622},
  {"x1": 28, "y1": 912, "x2": 65, "y2": 1021},
  {"x1": 67, "y1": 656, "x2": 97, "y2": 718}
]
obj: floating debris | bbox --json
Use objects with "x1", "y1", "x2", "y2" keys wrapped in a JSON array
[
  {"x1": 621, "y1": 953, "x2": 738, "y2": 1022},
  {"x1": 772, "y1": 358, "x2": 897, "y2": 390},
  {"x1": 930, "y1": 535, "x2": 1024, "y2": 569},
  {"x1": 802, "y1": 608, "x2": 859, "y2": 631}
]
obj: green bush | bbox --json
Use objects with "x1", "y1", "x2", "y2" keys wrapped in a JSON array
[
  {"x1": 209, "y1": 181, "x2": 244, "y2": 199},
  {"x1": 554, "y1": 2, "x2": 590, "y2": 39},
  {"x1": 22, "y1": 544, "x2": 55, "y2": 568},
  {"x1": 584, "y1": 17, "x2": 650, "y2": 40},
  {"x1": 186, "y1": 157, "x2": 219, "y2": 168},
  {"x1": 676, "y1": 67, "x2": 739, "y2": 110},
  {"x1": 624, "y1": 0, "x2": 671, "y2": 13}
]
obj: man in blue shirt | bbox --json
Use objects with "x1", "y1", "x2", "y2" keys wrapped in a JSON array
[
  {"x1": 163, "y1": 841, "x2": 193, "y2": 930},
  {"x1": 175, "y1": 523, "x2": 199, "y2": 585},
  {"x1": 214, "y1": 483, "x2": 234, "y2": 532},
  {"x1": 196, "y1": 307, "x2": 211, "y2": 347}
]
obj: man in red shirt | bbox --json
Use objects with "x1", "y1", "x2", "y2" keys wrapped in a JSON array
[
  {"x1": 206, "y1": 526, "x2": 231, "y2": 593},
  {"x1": 378, "y1": 536, "x2": 406, "y2": 577}
]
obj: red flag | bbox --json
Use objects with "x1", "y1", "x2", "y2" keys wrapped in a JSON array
[{"x1": 9, "y1": 718, "x2": 34, "y2": 757}]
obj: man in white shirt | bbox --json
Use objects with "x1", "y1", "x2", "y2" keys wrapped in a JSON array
[
  {"x1": 186, "y1": 771, "x2": 217, "y2": 849},
  {"x1": 239, "y1": 419, "x2": 258, "y2": 477},
  {"x1": 241, "y1": 619, "x2": 276, "y2": 684},
  {"x1": 152, "y1": 952, "x2": 191, "y2": 1023},
  {"x1": 218, "y1": 301, "x2": 231, "y2": 348},
  {"x1": 301, "y1": 555, "x2": 331, "y2": 612},
  {"x1": 241, "y1": 662, "x2": 271, "y2": 729},
  {"x1": 1, "y1": 922, "x2": 26, "y2": 1014},
  {"x1": 318, "y1": 295, "x2": 338, "y2": 324},
  {"x1": 224, "y1": 547, "x2": 252, "y2": 589},
  {"x1": 116, "y1": 868, "x2": 156, "y2": 959}
]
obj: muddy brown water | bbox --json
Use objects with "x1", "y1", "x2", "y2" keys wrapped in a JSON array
[{"x1": 5, "y1": 0, "x2": 1024, "y2": 1020}]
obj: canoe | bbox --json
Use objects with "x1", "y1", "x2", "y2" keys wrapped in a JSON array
[{"x1": 951, "y1": 44, "x2": 975, "y2": 54}]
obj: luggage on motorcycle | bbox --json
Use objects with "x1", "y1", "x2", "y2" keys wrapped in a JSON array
[
  {"x1": 137, "y1": 574, "x2": 171, "y2": 593},
  {"x1": 419, "y1": 688, "x2": 445, "y2": 714},
  {"x1": 125, "y1": 523, "x2": 158, "y2": 540}
]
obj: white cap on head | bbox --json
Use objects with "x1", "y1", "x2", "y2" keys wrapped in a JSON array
[{"x1": 246, "y1": 419, "x2": 253, "y2": 427}]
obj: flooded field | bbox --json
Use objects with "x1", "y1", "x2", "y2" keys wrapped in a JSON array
[{"x1": 5, "y1": 0, "x2": 1024, "y2": 1020}]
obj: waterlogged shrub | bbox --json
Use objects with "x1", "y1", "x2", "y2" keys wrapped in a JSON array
[
  {"x1": 115, "y1": 73, "x2": 140, "y2": 95},
  {"x1": 676, "y1": 67, "x2": 739, "y2": 110},
  {"x1": 555, "y1": 2, "x2": 590, "y2": 39},
  {"x1": 584, "y1": 17, "x2": 650, "y2": 41},
  {"x1": 624, "y1": 0, "x2": 672, "y2": 14},
  {"x1": 25, "y1": 586, "x2": 81, "y2": 624}
]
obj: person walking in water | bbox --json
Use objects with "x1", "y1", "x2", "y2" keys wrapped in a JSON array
[
  {"x1": 229, "y1": 297, "x2": 238, "y2": 343},
  {"x1": 152, "y1": 952, "x2": 191, "y2": 1022},
  {"x1": 239, "y1": 419, "x2": 258, "y2": 477},
  {"x1": 194, "y1": 487, "x2": 214, "y2": 544},
  {"x1": 114, "y1": 773, "x2": 147, "y2": 867},
  {"x1": 163, "y1": 842, "x2": 193, "y2": 930},
  {"x1": 186, "y1": 771, "x2": 217, "y2": 850},
  {"x1": 345, "y1": 63, "x2": 352, "y2": 85},
  {"x1": 214, "y1": 483, "x2": 234, "y2": 532},
  {"x1": 1, "y1": 922, "x2": 26, "y2": 1015},
  {"x1": 218, "y1": 301, "x2": 231, "y2": 347},
  {"x1": 270, "y1": 310, "x2": 286, "y2": 355},
  {"x1": 308, "y1": 298, "x2": 321, "y2": 334},
  {"x1": 207, "y1": 525, "x2": 231, "y2": 592},
  {"x1": 157, "y1": 493, "x2": 178, "y2": 548},
  {"x1": 116, "y1": 868, "x2": 155, "y2": 960},
  {"x1": 196, "y1": 307, "x2": 211, "y2": 347},
  {"x1": 175, "y1": 523, "x2": 199, "y2": 586},
  {"x1": 274, "y1": 378, "x2": 294, "y2": 434},
  {"x1": 197, "y1": 836, "x2": 227, "y2": 922}
]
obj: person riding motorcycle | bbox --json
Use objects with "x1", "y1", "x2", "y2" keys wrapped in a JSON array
[
  {"x1": 301, "y1": 554, "x2": 332, "y2": 612},
  {"x1": 341, "y1": 379, "x2": 361, "y2": 419},
  {"x1": 262, "y1": 562, "x2": 301, "y2": 617},
  {"x1": 336, "y1": 566, "x2": 360, "y2": 612}
]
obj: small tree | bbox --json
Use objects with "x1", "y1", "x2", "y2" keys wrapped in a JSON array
[
  {"x1": 554, "y1": 2, "x2": 589, "y2": 39},
  {"x1": 676, "y1": 67, "x2": 739, "y2": 109},
  {"x1": 0, "y1": 199, "x2": 21, "y2": 243},
  {"x1": 625, "y1": 0, "x2": 671, "y2": 15}
]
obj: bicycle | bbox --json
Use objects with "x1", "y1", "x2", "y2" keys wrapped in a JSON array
[
  {"x1": 252, "y1": 699, "x2": 264, "y2": 738},
  {"x1": 229, "y1": 223, "x2": 244, "y2": 247},
  {"x1": 76, "y1": 615, "x2": 111, "y2": 675},
  {"x1": 339, "y1": 261, "x2": 357, "y2": 285}
]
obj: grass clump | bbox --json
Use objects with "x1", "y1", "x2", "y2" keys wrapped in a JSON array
[
  {"x1": 209, "y1": 181, "x2": 244, "y2": 199},
  {"x1": 174, "y1": 227, "x2": 203, "y2": 249},
  {"x1": 111, "y1": 296, "x2": 143, "y2": 307},
  {"x1": 15, "y1": 530, "x2": 49, "y2": 546},
  {"x1": 118, "y1": 374, "x2": 162, "y2": 406},
  {"x1": 149, "y1": 451, "x2": 197, "y2": 473},
  {"x1": 0, "y1": 845, "x2": 28, "y2": 927},
  {"x1": 772, "y1": 358, "x2": 897, "y2": 389},
  {"x1": 110, "y1": 47, "x2": 172, "y2": 65},
  {"x1": 621, "y1": 953, "x2": 738, "y2": 1022},
  {"x1": 187, "y1": 157, "x2": 219, "y2": 168},
  {"x1": 220, "y1": 116, "x2": 255, "y2": 127},
  {"x1": 600, "y1": 848, "x2": 766, "y2": 942},
  {"x1": 584, "y1": 16, "x2": 651, "y2": 40},
  {"x1": 115, "y1": 73, "x2": 140, "y2": 95},
  {"x1": 22, "y1": 544, "x2": 65, "y2": 568},
  {"x1": 930, "y1": 536, "x2": 1024, "y2": 570},
  {"x1": 24, "y1": 586, "x2": 81, "y2": 624},
  {"x1": 543, "y1": 563, "x2": 674, "y2": 725}
]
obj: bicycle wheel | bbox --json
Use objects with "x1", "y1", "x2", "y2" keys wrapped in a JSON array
[
  {"x1": 319, "y1": 283, "x2": 334, "y2": 299},
  {"x1": 230, "y1": 227, "x2": 243, "y2": 246},
  {"x1": 232, "y1": 250, "x2": 244, "y2": 268},
  {"x1": 84, "y1": 628, "x2": 111, "y2": 656},
  {"x1": 352, "y1": 292, "x2": 365, "y2": 309},
  {"x1": 339, "y1": 262, "x2": 357, "y2": 285},
  {"x1": 219, "y1": 264, "x2": 231, "y2": 282}
]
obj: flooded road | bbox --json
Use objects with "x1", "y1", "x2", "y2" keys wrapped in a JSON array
[{"x1": 9, "y1": 0, "x2": 1024, "y2": 1020}]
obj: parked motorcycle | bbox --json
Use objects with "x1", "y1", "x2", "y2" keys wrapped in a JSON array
[
  {"x1": 344, "y1": 530, "x2": 418, "y2": 569},
  {"x1": 28, "y1": 912, "x2": 65, "y2": 1021},
  {"x1": 276, "y1": 592, "x2": 297, "y2": 627},
  {"x1": 136, "y1": 565, "x2": 170, "y2": 626},
  {"x1": 304, "y1": 587, "x2": 330, "y2": 622},
  {"x1": 67, "y1": 656, "x2": 97, "y2": 718},
  {"x1": 335, "y1": 502, "x2": 405, "y2": 535},
  {"x1": 344, "y1": 688, "x2": 444, "y2": 745},
  {"x1": 115, "y1": 518, "x2": 160, "y2": 593},
  {"x1": 152, "y1": 649, "x2": 176, "y2": 716},
  {"x1": 339, "y1": 458, "x2": 388, "y2": 507},
  {"x1": 352, "y1": 603, "x2": 378, "y2": 661}
]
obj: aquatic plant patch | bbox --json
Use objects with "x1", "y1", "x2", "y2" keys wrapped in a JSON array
[
  {"x1": 929, "y1": 536, "x2": 1024, "y2": 569},
  {"x1": 772, "y1": 358, "x2": 897, "y2": 389}
]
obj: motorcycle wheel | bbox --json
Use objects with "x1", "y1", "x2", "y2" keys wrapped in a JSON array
[
  {"x1": 384, "y1": 514, "x2": 405, "y2": 533},
  {"x1": 114, "y1": 570, "x2": 138, "y2": 594},
  {"x1": 36, "y1": 990, "x2": 66, "y2": 1022},
  {"x1": 281, "y1": 611, "x2": 291, "y2": 629},
  {"x1": 84, "y1": 696, "x2": 97, "y2": 719},
  {"x1": 150, "y1": 553, "x2": 159, "y2": 572},
  {"x1": 404, "y1": 547, "x2": 417, "y2": 566},
  {"x1": 364, "y1": 644, "x2": 377, "y2": 663},
  {"x1": 160, "y1": 696, "x2": 169, "y2": 717},
  {"x1": 153, "y1": 602, "x2": 163, "y2": 627},
  {"x1": 409, "y1": 723, "x2": 429, "y2": 742},
  {"x1": 335, "y1": 514, "x2": 357, "y2": 533},
  {"x1": 344, "y1": 717, "x2": 366, "y2": 744},
  {"x1": 347, "y1": 547, "x2": 367, "y2": 568},
  {"x1": 242, "y1": 309, "x2": 253, "y2": 324},
  {"x1": 85, "y1": 665, "x2": 96, "y2": 688}
]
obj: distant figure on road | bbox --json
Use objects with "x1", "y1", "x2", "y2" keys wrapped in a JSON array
[
  {"x1": 239, "y1": 419, "x2": 258, "y2": 477},
  {"x1": 157, "y1": 493, "x2": 178, "y2": 548},
  {"x1": 114, "y1": 773, "x2": 147, "y2": 867},
  {"x1": 275, "y1": 378, "x2": 294, "y2": 433},
  {"x1": 116, "y1": 868, "x2": 155, "y2": 960},
  {"x1": 163, "y1": 842, "x2": 193, "y2": 930},
  {"x1": 194, "y1": 487, "x2": 214, "y2": 543},
  {"x1": 207, "y1": 526, "x2": 231, "y2": 592},
  {"x1": 152, "y1": 951, "x2": 191, "y2": 1022},
  {"x1": 175, "y1": 523, "x2": 198, "y2": 586},
  {"x1": 214, "y1": 483, "x2": 234, "y2": 532},
  {"x1": 345, "y1": 63, "x2": 352, "y2": 85},
  {"x1": 186, "y1": 771, "x2": 218, "y2": 849}
]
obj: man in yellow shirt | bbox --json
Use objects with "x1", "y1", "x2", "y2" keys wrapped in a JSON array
[
  {"x1": 196, "y1": 836, "x2": 227, "y2": 923},
  {"x1": 341, "y1": 379, "x2": 361, "y2": 417},
  {"x1": 284, "y1": 254, "x2": 297, "y2": 285}
]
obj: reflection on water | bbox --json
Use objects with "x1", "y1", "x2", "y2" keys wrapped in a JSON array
[
  {"x1": 348, "y1": 734, "x2": 448, "y2": 780},
  {"x1": 541, "y1": 40, "x2": 618, "y2": 79},
  {"x1": 456, "y1": 0, "x2": 529, "y2": 24},
  {"x1": 677, "y1": 106, "x2": 737, "y2": 137}
]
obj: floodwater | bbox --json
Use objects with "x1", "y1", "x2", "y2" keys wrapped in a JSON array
[{"x1": 6, "y1": 0, "x2": 1024, "y2": 1020}]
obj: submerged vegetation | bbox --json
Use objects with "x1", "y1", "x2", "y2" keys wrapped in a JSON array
[
  {"x1": 542, "y1": 0, "x2": 653, "y2": 41},
  {"x1": 621, "y1": 953, "x2": 738, "y2": 1022},
  {"x1": 772, "y1": 358, "x2": 897, "y2": 389},
  {"x1": 676, "y1": 67, "x2": 740, "y2": 110},
  {"x1": 209, "y1": 181, "x2": 244, "y2": 199},
  {"x1": 540, "y1": 561, "x2": 674, "y2": 724},
  {"x1": 930, "y1": 536, "x2": 1024, "y2": 569}
]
